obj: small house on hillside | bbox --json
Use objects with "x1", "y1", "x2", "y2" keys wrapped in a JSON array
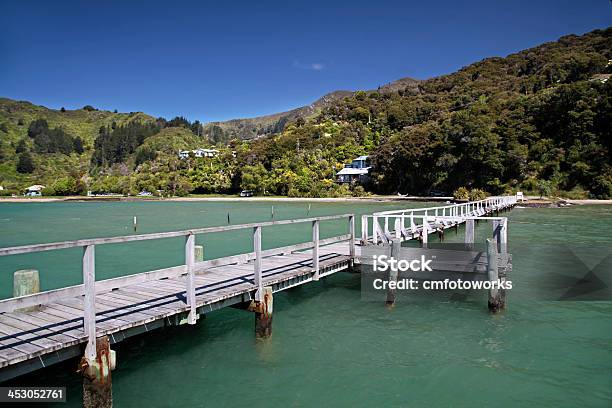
[
  {"x1": 336, "y1": 155, "x2": 371, "y2": 184},
  {"x1": 178, "y1": 148, "x2": 220, "y2": 159}
]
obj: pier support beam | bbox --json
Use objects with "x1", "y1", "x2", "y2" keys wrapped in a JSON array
[
  {"x1": 386, "y1": 239, "x2": 401, "y2": 308},
  {"x1": 486, "y1": 239, "x2": 505, "y2": 313},
  {"x1": 464, "y1": 219, "x2": 474, "y2": 250},
  {"x1": 13, "y1": 269, "x2": 40, "y2": 312},
  {"x1": 254, "y1": 287, "x2": 273, "y2": 338},
  {"x1": 79, "y1": 336, "x2": 116, "y2": 408}
]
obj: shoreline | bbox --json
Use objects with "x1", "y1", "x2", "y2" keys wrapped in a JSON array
[
  {"x1": 0, "y1": 195, "x2": 415, "y2": 203},
  {"x1": 1, "y1": 195, "x2": 611, "y2": 205}
]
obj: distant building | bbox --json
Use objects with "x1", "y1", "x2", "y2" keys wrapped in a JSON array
[
  {"x1": 178, "y1": 148, "x2": 219, "y2": 159},
  {"x1": 336, "y1": 155, "x2": 371, "y2": 184},
  {"x1": 25, "y1": 184, "x2": 45, "y2": 197}
]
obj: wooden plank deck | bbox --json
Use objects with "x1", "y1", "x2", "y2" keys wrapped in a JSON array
[
  {"x1": 0, "y1": 196, "x2": 517, "y2": 383},
  {"x1": 0, "y1": 241, "x2": 355, "y2": 380}
]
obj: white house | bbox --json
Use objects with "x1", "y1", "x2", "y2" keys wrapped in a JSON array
[
  {"x1": 336, "y1": 155, "x2": 371, "y2": 184},
  {"x1": 25, "y1": 184, "x2": 45, "y2": 197},
  {"x1": 178, "y1": 148, "x2": 219, "y2": 159}
]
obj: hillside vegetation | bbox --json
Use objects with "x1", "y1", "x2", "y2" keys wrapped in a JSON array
[{"x1": 0, "y1": 28, "x2": 610, "y2": 198}]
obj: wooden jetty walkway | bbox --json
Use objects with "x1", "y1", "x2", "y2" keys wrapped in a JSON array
[{"x1": 0, "y1": 195, "x2": 517, "y2": 406}]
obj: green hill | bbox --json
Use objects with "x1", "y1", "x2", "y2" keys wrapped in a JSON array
[{"x1": 0, "y1": 27, "x2": 610, "y2": 198}]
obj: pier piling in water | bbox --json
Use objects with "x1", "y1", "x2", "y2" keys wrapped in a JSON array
[
  {"x1": 386, "y1": 239, "x2": 401, "y2": 308},
  {"x1": 255, "y1": 287, "x2": 273, "y2": 338},
  {"x1": 79, "y1": 336, "x2": 115, "y2": 408},
  {"x1": 486, "y1": 238, "x2": 505, "y2": 312},
  {"x1": 13, "y1": 269, "x2": 40, "y2": 312}
]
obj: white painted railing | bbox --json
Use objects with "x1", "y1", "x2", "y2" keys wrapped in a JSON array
[
  {"x1": 361, "y1": 194, "x2": 517, "y2": 245},
  {"x1": 0, "y1": 214, "x2": 356, "y2": 360}
]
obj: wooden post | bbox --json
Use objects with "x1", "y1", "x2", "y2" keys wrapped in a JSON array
[
  {"x1": 422, "y1": 213, "x2": 428, "y2": 249},
  {"x1": 394, "y1": 217, "x2": 401, "y2": 239},
  {"x1": 465, "y1": 219, "x2": 474, "y2": 250},
  {"x1": 255, "y1": 286, "x2": 273, "y2": 338},
  {"x1": 82, "y1": 245, "x2": 96, "y2": 361},
  {"x1": 386, "y1": 239, "x2": 401, "y2": 308},
  {"x1": 373, "y1": 215, "x2": 379, "y2": 244},
  {"x1": 486, "y1": 238, "x2": 504, "y2": 312},
  {"x1": 253, "y1": 225, "x2": 263, "y2": 301},
  {"x1": 80, "y1": 336, "x2": 115, "y2": 408},
  {"x1": 361, "y1": 215, "x2": 369, "y2": 244},
  {"x1": 312, "y1": 220, "x2": 320, "y2": 281},
  {"x1": 13, "y1": 269, "x2": 40, "y2": 312},
  {"x1": 349, "y1": 215, "x2": 355, "y2": 266},
  {"x1": 493, "y1": 219, "x2": 508, "y2": 254},
  {"x1": 185, "y1": 233, "x2": 197, "y2": 325},
  {"x1": 194, "y1": 245, "x2": 204, "y2": 262}
]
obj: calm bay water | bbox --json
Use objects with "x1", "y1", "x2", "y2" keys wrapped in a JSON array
[{"x1": 0, "y1": 201, "x2": 611, "y2": 407}]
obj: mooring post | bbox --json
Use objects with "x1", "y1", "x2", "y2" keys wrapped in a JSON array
[
  {"x1": 465, "y1": 219, "x2": 474, "y2": 250},
  {"x1": 185, "y1": 233, "x2": 197, "y2": 325},
  {"x1": 486, "y1": 238, "x2": 503, "y2": 312},
  {"x1": 386, "y1": 239, "x2": 401, "y2": 308},
  {"x1": 79, "y1": 335, "x2": 116, "y2": 408},
  {"x1": 194, "y1": 244, "x2": 204, "y2": 263},
  {"x1": 13, "y1": 269, "x2": 40, "y2": 312},
  {"x1": 255, "y1": 286, "x2": 273, "y2": 338},
  {"x1": 312, "y1": 219, "x2": 320, "y2": 281}
]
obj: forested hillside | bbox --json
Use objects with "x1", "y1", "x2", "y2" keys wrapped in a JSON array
[{"x1": 0, "y1": 28, "x2": 610, "y2": 198}]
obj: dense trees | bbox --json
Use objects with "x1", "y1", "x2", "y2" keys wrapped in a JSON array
[
  {"x1": 27, "y1": 119, "x2": 83, "y2": 155},
  {"x1": 90, "y1": 122, "x2": 160, "y2": 167},
  {"x1": 16, "y1": 152, "x2": 34, "y2": 173}
]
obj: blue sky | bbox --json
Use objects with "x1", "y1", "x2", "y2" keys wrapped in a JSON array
[{"x1": 1, "y1": 0, "x2": 610, "y2": 122}]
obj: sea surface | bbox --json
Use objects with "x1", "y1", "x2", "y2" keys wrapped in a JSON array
[{"x1": 0, "y1": 201, "x2": 611, "y2": 407}]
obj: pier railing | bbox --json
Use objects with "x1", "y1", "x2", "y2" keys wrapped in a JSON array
[
  {"x1": 0, "y1": 214, "x2": 355, "y2": 360},
  {"x1": 361, "y1": 195, "x2": 517, "y2": 244}
]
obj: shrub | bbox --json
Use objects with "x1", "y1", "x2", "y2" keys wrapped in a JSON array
[
  {"x1": 453, "y1": 187, "x2": 469, "y2": 200},
  {"x1": 469, "y1": 188, "x2": 488, "y2": 201}
]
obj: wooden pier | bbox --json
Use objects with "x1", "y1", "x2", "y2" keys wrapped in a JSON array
[{"x1": 0, "y1": 195, "x2": 517, "y2": 406}]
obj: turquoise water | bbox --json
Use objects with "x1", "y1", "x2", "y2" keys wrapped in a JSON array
[{"x1": 1, "y1": 202, "x2": 611, "y2": 407}]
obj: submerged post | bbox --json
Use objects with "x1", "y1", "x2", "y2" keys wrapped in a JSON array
[
  {"x1": 486, "y1": 238, "x2": 504, "y2": 312},
  {"x1": 386, "y1": 239, "x2": 401, "y2": 308},
  {"x1": 13, "y1": 269, "x2": 40, "y2": 312},
  {"x1": 465, "y1": 219, "x2": 474, "y2": 250}
]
